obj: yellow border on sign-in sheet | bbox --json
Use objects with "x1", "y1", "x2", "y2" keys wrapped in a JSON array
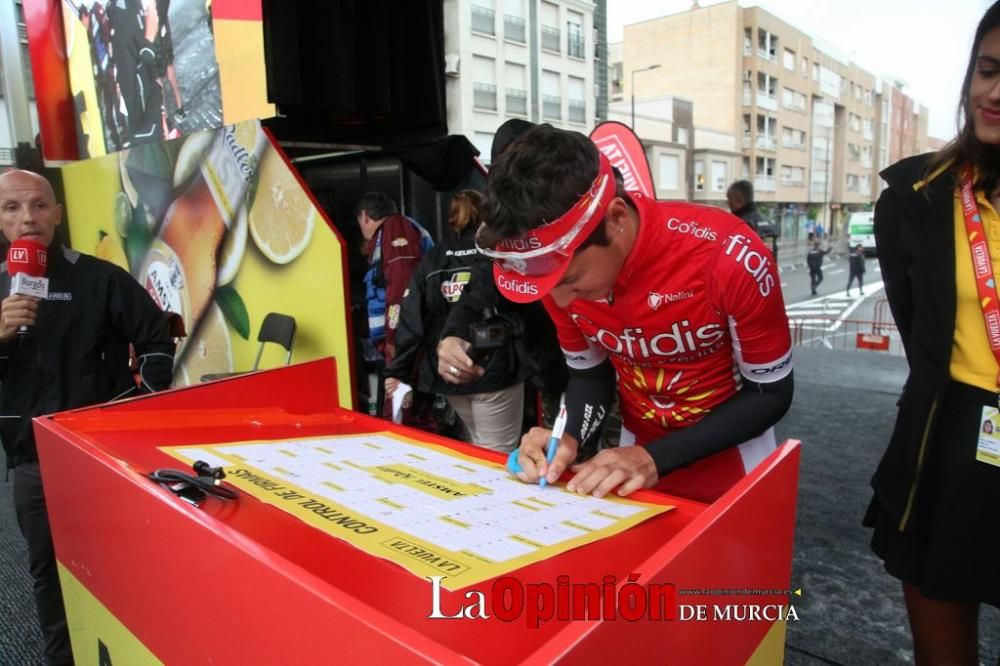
[{"x1": 162, "y1": 432, "x2": 673, "y2": 590}]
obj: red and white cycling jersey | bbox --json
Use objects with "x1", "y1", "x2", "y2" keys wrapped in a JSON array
[{"x1": 544, "y1": 193, "x2": 792, "y2": 500}]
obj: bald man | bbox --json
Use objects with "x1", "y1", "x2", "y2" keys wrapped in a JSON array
[{"x1": 0, "y1": 170, "x2": 175, "y2": 664}]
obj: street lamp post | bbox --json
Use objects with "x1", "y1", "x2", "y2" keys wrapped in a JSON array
[{"x1": 630, "y1": 64, "x2": 662, "y2": 129}]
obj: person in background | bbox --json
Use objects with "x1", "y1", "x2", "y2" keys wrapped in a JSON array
[
  {"x1": 806, "y1": 240, "x2": 831, "y2": 296},
  {"x1": 386, "y1": 191, "x2": 524, "y2": 451},
  {"x1": 846, "y1": 243, "x2": 865, "y2": 296},
  {"x1": 864, "y1": 3, "x2": 1000, "y2": 662},
  {"x1": 441, "y1": 125, "x2": 793, "y2": 502},
  {"x1": 0, "y1": 170, "x2": 175, "y2": 665},
  {"x1": 355, "y1": 192, "x2": 433, "y2": 364},
  {"x1": 727, "y1": 179, "x2": 779, "y2": 261}
]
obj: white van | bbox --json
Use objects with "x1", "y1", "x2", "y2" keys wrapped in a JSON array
[{"x1": 847, "y1": 211, "x2": 877, "y2": 256}]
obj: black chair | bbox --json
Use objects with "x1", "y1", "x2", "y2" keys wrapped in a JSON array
[{"x1": 201, "y1": 312, "x2": 296, "y2": 382}]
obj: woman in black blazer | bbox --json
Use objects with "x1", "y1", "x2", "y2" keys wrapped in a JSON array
[{"x1": 866, "y1": 2, "x2": 1000, "y2": 662}]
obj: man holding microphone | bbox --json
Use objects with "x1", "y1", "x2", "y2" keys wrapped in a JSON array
[
  {"x1": 437, "y1": 125, "x2": 794, "y2": 503},
  {"x1": 0, "y1": 169, "x2": 175, "y2": 665}
]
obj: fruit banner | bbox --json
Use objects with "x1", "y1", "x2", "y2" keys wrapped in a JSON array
[
  {"x1": 54, "y1": 0, "x2": 272, "y2": 159},
  {"x1": 60, "y1": 119, "x2": 354, "y2": 407}
]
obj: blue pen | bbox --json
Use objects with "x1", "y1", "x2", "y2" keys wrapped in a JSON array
[{"x1": 540, "y1": 395, "x2": 568, "y2": 488}]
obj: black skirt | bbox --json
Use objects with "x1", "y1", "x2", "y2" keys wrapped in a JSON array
[{"x1": 865, "y1": 381, "x2": 1000, "y2": 608}]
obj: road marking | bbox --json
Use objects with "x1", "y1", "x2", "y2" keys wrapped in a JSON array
[{"x1": 827, "y1": 269, "x2": 845, "y2": 276}]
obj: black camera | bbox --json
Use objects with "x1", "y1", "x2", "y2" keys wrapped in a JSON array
[{"x1": 468, "y1": 307, "x2": 520, "y2": 363}]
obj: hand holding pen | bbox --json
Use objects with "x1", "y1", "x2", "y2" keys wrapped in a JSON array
[{"x1": 506, "y1": 395, "x2": 578, "y2": 487}]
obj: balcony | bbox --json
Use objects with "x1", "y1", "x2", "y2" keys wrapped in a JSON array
[
  {"x1": 541, "y1": 26, "x2": 560, "y2": 53},
  {"x1": 756, "y1": 93, "x2": 778, "y2": 112},
  {"x1": 757, "y1": 49, "x2": 776, "y2": 62},
  {"x1": 568, "y1": 100, "x2": 586, "y2": 124},
  {"x1": 471, "y1": 5, "x2": 495, "y2": 36},
  {"x1": 506, "y1": 88, "x2": 527, "y2": 116},
  {"x1": 756, "y1": 135, "x2": 777, "y2": 151},
  {"x1": 542, "y1": 94, "x2": 562, "y2": 121},
  {"x1": 504, "y1": 15, "x2": 526, "y2": 43},
  {"x1": 473, "y1": 83, "x2": 498, "y2": 111},
  {"x1": 781, "y1": 177, "x2": 806, "y2": 187},
  {"x1": 755, "y1": 176, "x2": 777, "y2": 192}
]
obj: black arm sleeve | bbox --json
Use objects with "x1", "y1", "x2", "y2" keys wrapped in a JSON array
[
  {"x1": 385, "y1": 260, "x2": 429, "y2": 381},
  {"x1": 109, "y1": 266, "x2": 175, "y2": 393},
  {"x1": 644, "y1": 371, "x2": 794, "y2": 476},
  {"x1": 563, "y1": 358, "x2": 616, "y2": 450},
  {"x1": 873, "y1": 190, "x2": 913, "y2": 351}
]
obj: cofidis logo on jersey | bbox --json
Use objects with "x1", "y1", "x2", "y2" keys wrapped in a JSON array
[
  {"x1": 723, "y1": 233, "x2": 775, "y2": 297},
  {"x1": 569, "y1": 313, "x2": 725, "y2": 361},
  {"x1": 666, "y1": 217, "x2": 718, "y2": 241}
]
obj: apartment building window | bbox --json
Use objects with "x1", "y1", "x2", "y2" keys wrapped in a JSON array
[
  {"x1": 861, "y1": 145, "x2": 873, "y2": 168},
  {"x1": 782, "y1": 127, "x2": 806, "y2": 149},
  {"x1": 862, "y1": 118, "x2": 874, "y2": 140},
  {"x1": 847, "y1": 143, "x2": 861, "y2": 162},
  {"x1": 473, "y1": 56, "x2": 497, "y2": 111},
  {"x1": 742, "y1": 113, "x2": 752, "y2": 148},
  {"x1": 471, "y1": 2, "x2": 496, "y2": 36},
  {"x1": 864, "y1": 89, "x2": 873, "y2": 106},
  {"x1": 567, "y1": 11, "x2": 585, "y2": 59},
  {"x1": 503, "y1": 0, "x2": 526, "y2": 43},
  {"x1": 860, "y1": 174, "x2": 871, "y2": 192},
  {"x1": 695, "y1": 161, "x2": 705, "y2": 191},
  {"x1": 757, "y1": 72, "x2": 778, "y2": 111},
  {"x1": 541, "y1": 2, "x2": 560, "y2": 53},
  {"x1": 756, "y1": 114, "x2": 777, "y2": 151},
  {"x1": 819, "y1": 65, "x2": 841, "y2": 98},
  {"x1": 783, "y1": 48, "x2": 795, "y2": 71},
  {"x1": 780, "y1": 165, "x2": 806, "y2": 186},
  {"x1": 743, "y1": 28, "x2": 753, "y2": 56},
  {"x1": 742, "y1": 70, "x2": 753, "y2": 105},
  {"x1": 757, "y1": 29, "x2": 778, "y2": 61},
  {"x1": 542, "y1": 69, "x2": 561, "y2": 120},
  {"x1": 812, "y1": 62, "x2": 820, "y2": 82},
  {"x1": 677, "y1": 127, "x2": 689, "y2": 145},
  {"x1": 567, "y1": 76, "x2": 586, "y2": 124},
  {"x1": 658, "y1": 154, "x2": 680, "y2": 191},
  {"x1": 610, "y1": 61, "x2": 624, "y2": 97},
  {"x1": 505, "y1": 61, "x2": 528, "y2": 116},
  {"x1": 848, "y1": 113, "x2": 862, "y2": 132},
  {"x1": 755, "y1": 157, "x2": 776, "y2": 191},
  {"x1": 813, "y1": 98, "x2": 835, "y2": 129},
  {"x1": 846, "y1": 173, "x2": 860, "y2": 191},
  {"x1": 782, "y1": 88, "x2": 806, "y2": 112},
  {"x1": 802, "y1": 57, "x2": 808, "y2": 77},
  {"x1": 711, "y1": 161, "x2": 728, "y2": 192}
]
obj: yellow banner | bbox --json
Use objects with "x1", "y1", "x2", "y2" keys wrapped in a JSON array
[{"x1": 164, "y1": 433, "x2": 672, "y2": 590}]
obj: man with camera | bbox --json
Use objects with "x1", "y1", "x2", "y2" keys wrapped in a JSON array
[
  {"x1": 385, "y1": 190, "x2": 524, "y2": 452},
  {"x1": 439, "y1": 125, "x2": 793, "y2": 502}
]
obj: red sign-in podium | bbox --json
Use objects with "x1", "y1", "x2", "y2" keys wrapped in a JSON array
[{"x1": 35, "y1": 358, "x2": 799, "y2": 665}]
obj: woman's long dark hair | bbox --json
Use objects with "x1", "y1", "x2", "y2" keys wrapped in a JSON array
[{"x1": 926, "y1": 0, "x2": 1000, "y2": 192}]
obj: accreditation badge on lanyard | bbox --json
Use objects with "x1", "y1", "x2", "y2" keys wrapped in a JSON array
[{"x1": 959, "y1": 166, "x2": 1000, "y2": 467}]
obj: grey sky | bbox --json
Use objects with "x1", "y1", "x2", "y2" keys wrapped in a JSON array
[{"x1": 608, "y1": 0, "x2": 992, "y2": 141}]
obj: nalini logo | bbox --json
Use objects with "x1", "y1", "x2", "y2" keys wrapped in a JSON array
[{"x1": 648, "y1": 290, "x2": 693, "y2": 310}]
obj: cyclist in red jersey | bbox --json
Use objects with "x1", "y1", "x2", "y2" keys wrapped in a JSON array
[{"x1": 437, "y1": 125, "x2": 794, "y2": 502}]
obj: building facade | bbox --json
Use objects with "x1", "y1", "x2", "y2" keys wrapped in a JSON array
[
  {"x1": 0, "y1": 0, "x2": 40, "y2": 166},
  {"x1": 618, "y1": 0, "x2": 930, "y2": 239},
  {"x1": 443, "y1": 0, "x2": 600, "y2": 164}
]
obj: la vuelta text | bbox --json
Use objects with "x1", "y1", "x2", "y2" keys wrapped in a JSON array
[{"x1": 427, "y1": 575, "x2": 799, "y2": 628}]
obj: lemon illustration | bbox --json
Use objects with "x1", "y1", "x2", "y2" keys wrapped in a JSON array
[
  {"x1": 216, "y1": 206, "x2": 247, "y2": 287},
  {"x1": 113, "y1": 191, "x2": 131, "y2": 239},
  {"x1": 248, "y1": 145, "x2": 316, "y2": 264},
  {"x1": 173, "y1": 130, "x2": 215, "y2": 188},
  {"x1": 95, "y1": 233, "x2": 129, "y2": 272},
  {"x1": 176, "y1": 302, "x2": 233, "y2": 387}
]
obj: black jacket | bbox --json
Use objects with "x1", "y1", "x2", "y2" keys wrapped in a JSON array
[
  {"x1": 806, "y1": 246, "x2": 830, "y2": 270},
  {"x1": 0, "y1": 246, "x2": 175, "y2": 467},
  {"x1": 387, "y1": 226, "x2": 521, "y2": 395},
  {"x1": 870, "y1": 152, "x2": 957, "y2": 532},
  {"x1": 848, "y1": 253, "x2": 866, "y2": 275}
]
